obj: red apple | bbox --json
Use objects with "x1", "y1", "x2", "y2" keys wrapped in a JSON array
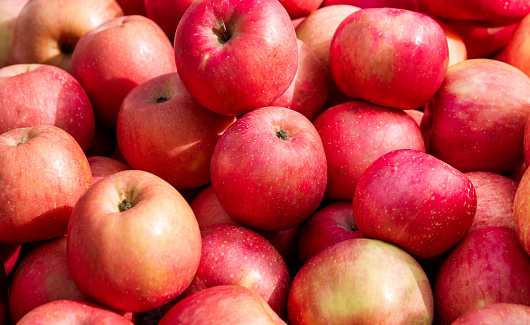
[
  {"x1": 354, "y1": 149, "x2": 477, "y2": 260},
  {"x1": 297, "y1": 200, "x2": 364, "y2": 267},
  {"x1": 174, "y1": 0, "x2": 298, "y2": 116},
  {"x1": 10, "y1": 0, "x2": 123, "y2": 72},
  {"x1": 435, "y1": 18, "x2": 468, "y2": 66},
  {"x1": 210, "y1": 106, "x2": 327, "y2": 232},
  {"x1": 159, "y1": 285, "x2": 286, "y2": 325},
  {"x1": 67, "y1": 169, "x2": 202, "y2": 313},
  {"x1": 16, "y1": 300, "x2": 134, "y2": 325},
  {"x1": 8, "y1": 237, "x2": 92, "y2": 323},
  {"x1": 87, "y1": 156, "x2": 131, "y2": 185},
  {"x1": 287, "y1": 238, "x2": 434, "y2": 324},
  {"x1": 417, "y1": 0, "x2": 530, "y2": 26},
  {"x1": 423, "y1": 59, "x2": 530, "y2": 174},
  {"x1": 116, "y1": 72, "x2": 236, "y2": 190},
  {"x1": 506, "y1": 12, "x2": 530, "y2": 79},
  {"x1": 0, "y1": 0, "x2": 29, "y2": 68},
  {"x1": 0, "y1": 262, "x2": 6, "y2": 325},
  {"x1": 0, "y1": 125, "x2": 92, "y2": 244},
  {"x1": 444, "y1": 19, "x2": 518, "y2": 59},
  {"x1": 279, "y1": 0, "x2": 325, "y2": 19},
  {"x1": 513, "y1": 167, "x2": 530, "y2": 256},
  {"x1": 312, "y1": 100, "x2": 425, "y2": 201},
  {"x1": 0, "y1": 63, "x2": 95, "y2": 151},
  {"x1": 465, "y1": 171, "x2": 517, "y2": 232},
  {"x1": 70, "y1": 15, "x2": 177, "y2": 130},
  {"x1": 0, "y1": 242, "x2": 22, "y2": 277},
  {"x1": 451, "y1": 303, "x2": 530, "y2": 324},
  {"x1": 330, "y1": 8, "x2": 449, "y2": 110},
  {"x1": 172, "y1": 224, "x2": 291, "y2": 318},
  {"x1": 144, "y1": 0, "x2": 195, "y2": 40},
  {"x1": 322, "y1": 0, "x2": 418, "y2": 10},
  {"x1": 116, "y1": 0, "x2": 146, "y2": 15},
  {"x1": 434, "y1": 226, "x2": 530, "y2": 325},
  {"x1": 270, "y1": 39, "x2": 328, "y2": 121}
]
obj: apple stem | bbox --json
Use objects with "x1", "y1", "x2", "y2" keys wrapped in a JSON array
[
  {"x1": 219, "y1": 21, "x2": 231, "y2": 43},
  {"x1": 118, "y1": 199, "x2": 133, "y2": 212},
  {"x1": 276, "y1": 129, "x2": 289, "y2": 141}
]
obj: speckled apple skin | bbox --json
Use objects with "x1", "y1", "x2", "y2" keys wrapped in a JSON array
[
  {"x1": 434, "y1": 227, "x2": 530, "y2": 325},
  {"x1": 353, "y1": 149, "x2": 477, "y2": 260},
  {"x1": 451, "y1": 303, "x2": 530, "y2": 325},
  {"x1": 424, "y1": 59, "x2": 530, "y2": 174},
  {"x1": 330, "y1": 8, "x2": 448, "y2": 110},
  {"x1": 514, "y1": 165, "x2": 530, "y2": 257}
]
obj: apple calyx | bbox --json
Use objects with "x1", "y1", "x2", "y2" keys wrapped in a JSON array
[
  {"x1": 58, "y1": 34, "x2": 77, "y2": 56},
  {"x1": 118, "y1": 199, "x2": 133, "y2": 212},
  {"x1": 275, "y1": 129, "x2": 289, "y2": 141},
  {"x1": 156, "y1": 96, "x2": 169, "y2": 103},
  {"x1": 215, "y1": 21, "x2": 231, "y2": 44}
]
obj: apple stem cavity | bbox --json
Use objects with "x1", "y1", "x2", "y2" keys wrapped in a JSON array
[
  {"x1": 215, "y1": 21, "x2": 231, "y2": 44},
  {"x1": 275, "y1": 129, "x2": 289, "y2": 141},
  {"x1": 118, "y1": 199, "x2": 133, "y2": 212},
  {"x1": 156, "y1": 96, "x2": 169, "y2": 103}
]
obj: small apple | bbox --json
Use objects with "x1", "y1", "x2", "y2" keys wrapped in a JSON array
[
  {"x1": 210, "y1": 106, "x2": 327, "y2": 232},
  {"x1": 174, "y1": 0, "x2": 298, "y2": 116}
]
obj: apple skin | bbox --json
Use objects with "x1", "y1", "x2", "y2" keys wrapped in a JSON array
[
  {"x1": 67, "y1": 169, "x2": 202, "y2": 313},
  {"x1": 278, "y1": 0, "x2": 324, "y2": 19},
  {"x1": 513, "y1": 166, "x2": 530, "y2": 256},
  {"x1": 312, "y1": 100, "x2": 425, "y2": 201},
  {"x1": 451, "y1": 303, "x2": 530, "y2": 325},
  {"x1": 71, "y1": 15, "x2": 177, "y2": 130},
  {"x1": 210, "y1": 106, "x2": 327, "y2": 232},
  {"x1": 144, "y1": 0, "x2": 195, "y2": 40},
  {"x1": 417, "y1": 0, "x2": 530, "y2": 26},
  {"x1": 16, "y1": 300, "x2": 135, "y2": 325},
  {"x1": 0, "y1": 125, "x2": 92, "y2": 244},
  {"x1": 0, "y1": 63, "x2": 95, "y2": 151},
  {"x1": 270, "y1": 39, "x2": 328, "y2": 121},
  {"x1": 116, "y1": 0, "x2": 146, "y2": 15},
  {"x1": 87, "y1": 156, "x2": 131, "y2": 185},
  {"x1": 330, "y1": 8, "x2": 449, "y2": 110},
  {"x1": 465, "y1": 171, "x2": 517, "y2": 232},
  {"x1": 159, "y1": 285, "x2": 286, "y2": 325},
  {"x1": 297, "y1": 200, "x2": 364, "y2": 267},
  {"x1": 0, "y1": 242, "x2": 22, "y2": 278},
  {"x1": 8, "y1": 237, "x2": 92, "y2": 323},
  {"x1": 423, "y1": 59, "x2": 530, "y2": 174},
  {"x1": 0, "y1": 262, "x2": 6, "y2": 325},
  {"x1": 434, "y1": 18, "x2": 467, "y2": 67},
  {"x1": 287, "y1": 238, "x2": 434, "y2": 325},
  {"x1": 506, "y1": 13, "x2": 530, "y2": 79},
  {"x1": 354, "y1": 149, "x2": 477, "y2": 260},
  {"x1": 0, "y1": 0, "x2": 29, "y2": 68},
  {"x1": 116, "y1": 72, "x2": 236, "y2": 190},
  {"x1": 10, "y1": 0, "x2": 123, "y2": 72},
  {"x1": 433, "y1": 226, "x2": 530, "y2": 325},
  {"x1": 170, "y1": 224, "x2": 291, "y2": 319},
  {"x1": 174, "y1": 0, "x2": 298, "y2": 116},
  {"x1": 322, "y1": 0, "x2": 418, "y2": 10},
  {"x1": 444, "y1": 19, "x2": 518, "y2": 59}
]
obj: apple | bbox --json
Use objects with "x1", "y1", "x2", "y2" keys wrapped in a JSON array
[
  {"x1": 423, "y1": 59, "x2": 530, "y2": 174},
  {"x1": 297, "y1": 200, "x2": 364, "y2": 267},
  {"x1": 312, "y1": 100, "x2": 425, "y2": 201},
  {"x1": 506, "y1": 12, "x2": 530, "y2": 78},
  {"x1": 279, "y1": 0, "x2": 325, "y2": 19},
  {"x1": 354, "y1": 149, "x2": 477, "y2": 260},
  {"x1": 330, "y1": 8, "x2": 449, "y2": 110},
  {"x1": 0, "y1": 0, "x2": 29, "y2": 68},
  {"x1": 451, "y1": 303, "x2": 530, "y2": 324},
  {"x1": 287, "y1": 238, "x2": 434, "y2": 324},
  {"x1": 405, "y1": 109, "x2": 424, "y2": 126},
  {"x1": 0, "y1": 262, "x2": 6, "y2": 325},
  {"x1": 116, "y1": 72, "x2": 236, "y2": 190},
  {"x1": 270, "y1": 39, "x2": 328, "y2": 121},
  {"x1": 85, "y1": 126, "x2": 118, "y2": 158},
  {"x1": 0, "y1": 242, "x2": 22, "y2": 278},
  {"x1": 322, "y1": 0, "x2": 418, "y2": 10},
  {"x1": 0, "y1": 63, "x2": 95, "y2": 151},
  {"x1": 70, "y1": 15, "x2": 177, "y2": 130},
  {"x1": 8, "y1": 236, "x2": 92, "y2": 323},
  {"x1": 116, "y1": 0, "x2": 146, "y2": 15},
  {"x1": 435, "y1": 18, "x2": 468, "y2": 66},
  {"x1": 443, "y1": 19, "x2": 518, "y2": 59},
  {"x1": 67, "y1": 169, "x2": 202, "y2": 313},
  {"x1": 10, "y1": 0, "x2": 123, "y2": 72},
  {"x1": 417, "y1": 0, "x2": 530, "y2": 26},
  {"x1": 210, "y1": 106, "x2": 327, "y2": 232},
  {"x1": 144, "y1": 0, "x2": 195, "y2": 40},
  {"x1": 169, "y1": 224, "x2": 291, "y2": 318},
  {"x1": 0, "y1": 125, "x2": 92, "y2": 244},
  {"x1": 174, "y1": 0, "x2": 298, "y2": 116},
  {"x1": 159, "y1": 285, "x2": 286, "y2": 325},
  {"x1": 513, "y1": 166, "x2": 530, "y2": 256},
  {"x1": 433, "y1": 226, "x2": 530, "y2": 324},
  {"x1": 87, "y1": 156, "x2": 131, "y2": 185},
  {"x1": 16, "y1": 300, "x2": 135, "y2": 325},
  {"x1": 465, "y1": 171, "x2": 517, "y2": 232}
]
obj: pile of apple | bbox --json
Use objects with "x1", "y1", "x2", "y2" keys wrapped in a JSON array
[{"x1": 2, "y1": 0, "x2": 530, "y2": 324}]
